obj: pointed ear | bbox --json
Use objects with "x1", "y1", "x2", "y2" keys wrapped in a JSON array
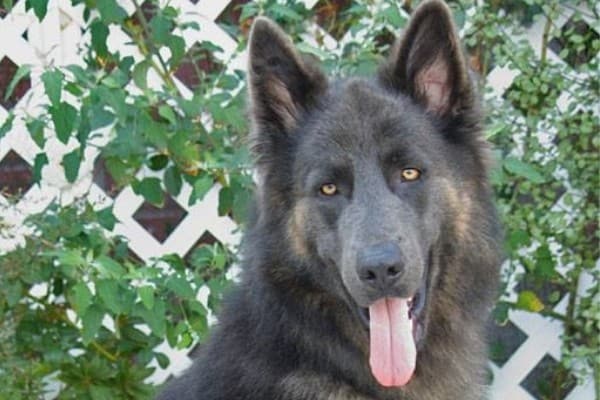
[
  {"x1": 247, "y1": 17, "x2": 327, "y2": 134},
  {"x1": 379, "y1": 0, "x2": 472, "y2": 116}
]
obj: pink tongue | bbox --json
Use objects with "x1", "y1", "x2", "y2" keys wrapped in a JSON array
[{"x1": 369, "y1": 298, "x2": 416, "y2": 387}]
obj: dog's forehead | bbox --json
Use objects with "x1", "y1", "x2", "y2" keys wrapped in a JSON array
[{"x1": 305, "y1": 79, "x2": 435, "y2": 153}]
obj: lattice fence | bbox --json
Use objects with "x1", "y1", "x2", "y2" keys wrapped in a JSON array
[{"x1": 0, "y1": 1, "x2": 596, "y2": 399}]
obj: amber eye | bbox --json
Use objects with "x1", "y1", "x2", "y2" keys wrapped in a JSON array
[
  {"x1": 401, "y1": 168, "x2": 421, "y2": 182},
  {"x1": 320, "y1": 183, "x2": 338, "y2": 196}
]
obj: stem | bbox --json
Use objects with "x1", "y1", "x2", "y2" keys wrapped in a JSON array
[
  {"x1": 564, "y1": 268, "x2": 581, "y2": 339},
  {"x1": 130, "y1": 0, "x2": 180, "y2": 93},
  {"x1": 26, "y1": 293, "x2": 120, "y2": 363},
  {"x1": 504, "y1": 301, "x2": 568, "y2": 322},
  {"x1": 178, "y1": 299, "x2": 189, "y2": 325},
  {"x1": 61, "y1": 314, "x2": 118, "y2": 362},
  {"x1": 90, "y1": 341, "x2": 118, "y2": 362},
  {"x1": 540, "y1": 2, "x2": 558, "y2": 65}
]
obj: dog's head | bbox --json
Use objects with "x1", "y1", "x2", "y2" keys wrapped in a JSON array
[{"x1": 247, "y1": 0, "x2": 495, "y2": 388}]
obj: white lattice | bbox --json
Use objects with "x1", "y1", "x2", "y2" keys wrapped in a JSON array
[{"x1": 0, "y1": 1, "x2": 596, "y2": 399}]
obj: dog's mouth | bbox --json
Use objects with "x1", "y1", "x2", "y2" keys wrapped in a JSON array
[
  {"x1": 357, "y1": 270, "x2": 429, "y2": 388},
  {"x1": 358, "y1": 280, "x2": 427, "y2": 338},
  {"x1": 358, "y1": 280, "x2": 427, "y2": 339}
]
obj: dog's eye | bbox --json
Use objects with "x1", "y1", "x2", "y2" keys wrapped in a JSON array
[
  {"x1": 320, "y1": 183, "x2": 338, "y2": 196},
  {"x1": 401, "y1": 168, "x2": 421, "y2": 182}
]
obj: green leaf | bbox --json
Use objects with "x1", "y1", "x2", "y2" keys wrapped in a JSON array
[
  {"x1": 133, "y1": 177, "x2": 164, "y2": 206},
  {"x1": 6, "y1": 280, "x2": 23, "y2": 307},
  {"x1": 515, "y1": 290, "x2": 544, "y2": 313},
  {"x1": 119, "y1": 55, "x2": 135, "y2": 73},
  {"x1": 158, "y1": 105, "x2": 176, "y2": 125},
  {"x1": 166, "y1": 275, "x2": 194, "y2": 298},
  {"x1": 135, "y1": 299, "x2": 166, "y2": 337},
  {"x1": 189, "y1": 174, "x2": 213, "y2": 205},
  {"x1": 90, "y1": 385, "x2": 113, "y2": 400},
  {"x1": 164, "y1": 166, "x2": 182, "y2": 197},
  {"x1": 161, "y1": 253, "x2": 186, "y2": 272},
  {"x1": 96, "y1": 279, "x2": 121, "y2": 314},
  {"x1": 96, "y1": 0, "x2": 127, "y2": 24},
  {"x1": 62, "y1": 148, "x2": 82, "y2": 183},
  {"x1": 140, "y1": 111, "x2": 168, "y2": 149},
  {"x1": 507, "y1": 229, "x2": 530, "y2": 251},
  {"x1": 50, "y1": 102, "x2": 78, "y2": 144},
  {"x1": 104, "y1": 156, "x2": 135, "y2": 187},
  {"x1": 96, "y1": 206, "x2": 117, "y2": 231},
  {"x1": 97, "y1": 86, "x2": 128, "y2": 123},
  {"x1": 138, "y1": 286, "x2": 155, "y2": 310},
  {"x1": 177, "y1": 331, "x2": 193, "y2": 349},
  {"x1": 77, "y1": 110, "x2": 91, "y2": 146},
  {"x1": 48, "y1": 248, "x2": 86, "y2": 268},
  {"x1": 166, "y1": 322, "x2": 183, "y2": 347},
  {"x1": 168, "y1": 132, "x2": 200, "y2": 170},
  {"x1": 149, "y1": 14, "x2": 173, "y2": 44},
  {"x1": 0, "y1": 113, "x2": 15, "y2": 139},
  {"x1": 217, "y1": 74, "x2": 240, "y2": 91},
  {"x1": 26, "y1": 118, "x2": 46, "y2": 147},
  {"x1": 296, "y1": 42, "x2": 330, "y2": 60},
  {"x1": 148, "y1": 154, "x2": 169, "y2": 171},
  {"x1": 89, "y1": 106, "x2": 115, "y2": 131},
  {"x1": 132, "y1": 60, "x2": 152, "y2": 90},
  {"x1": 71, "y1": 282, "x2": 93, "y2": 315},
  {"x1": 155, "y1": 352, "x2": 170, "y2": 369},
  {"x1": 217, "y1": 185, "x2": 233, "y2": 216},
  {"x1": 485, "y1": 124, "x2": 504, "y2": 139},
  {"x1": 166, "y1": 34, "x2": 186, "y2": 67},
  {"x1": 32, "y1": 153, "x2": 49, "y2": 184},
  {"x1": 240, "y1": 3, "x2": 259, "y2": 21},
  {"x1": 232, "y1": 185, "x2": 251, "y2": 224},
  {"x1": 64, "y1": 81, "x2": 84, "y2": 96},
  {"x1": 503, "y1": 157, "x2": 546, "y2": 183},
  {"x1": 82, "y1": 305, "x2": 104, "y2": 345},
  {"x1": 91, "y1": 19, "x2": 109, "y2": 57},
  {"x1": 93, "y1": 255, "x2": 125, "y2": 279},
  {"x1": 4, "y1": 64, "x2": 30, "y2": 102},
  {"x1": 41, "y1": 69, "x2": 63, "y2": 106},
  {"x1": 534, "y1": 245, "x2": 556, "y2": 279},
  {"x1": 26, "y1": 0, "x2": 48, "y2": 21},
  {"x1": 451, "y1": 7, "x2": 465, "y2": 29},
  {"x1": 213, "y1": 252, "x2": 226, "y2": 270},
  {"x1": 269, "y1": 4, "x2": 302, "y2": 21}
]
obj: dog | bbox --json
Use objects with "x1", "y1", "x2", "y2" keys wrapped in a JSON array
[{"x1": 157, "y1": 1, "x2": 502, "y2": 399}]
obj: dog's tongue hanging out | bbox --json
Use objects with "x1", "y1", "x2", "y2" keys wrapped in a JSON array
[{"x1": 369, "y1": 298, "x2": 416, "y2": 387}]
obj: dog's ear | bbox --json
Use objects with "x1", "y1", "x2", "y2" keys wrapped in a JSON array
[
  {"x1": 247, "y1": 17, "x2": 327, "y2": 134},
  {"x1": 379, "y1": 0, "x2": 472, "y2": 117}
]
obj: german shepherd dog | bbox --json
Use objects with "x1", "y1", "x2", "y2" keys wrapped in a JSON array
[{"x1": 158, "y1": 1, "x2": 502, "y2": 399}]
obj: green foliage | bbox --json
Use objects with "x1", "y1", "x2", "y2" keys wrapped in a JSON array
[
  {"x1": 0, "y1": 201, "x2": 232, "y2": 399},
  {"x1": 471, "y1": 1, "x2": 599, "y2": 391},
  {"x1": 0, "y1": 0, "x2": 598, "y2": 397}
]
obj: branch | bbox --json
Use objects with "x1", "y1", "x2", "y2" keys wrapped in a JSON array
[
  {"x1": 504, "y1": 301, "x2": 568, "y2": 322},
  {"x1": 130, "y1": 0, "x2": 180, "y2": 94},
  {"x1": 541, "y1": 2, "x2": 559, "y2": 65}
]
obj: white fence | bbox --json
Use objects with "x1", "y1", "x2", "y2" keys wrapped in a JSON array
[{"x1": 0, "y1": 1, "x2": 596, "y2": 399}]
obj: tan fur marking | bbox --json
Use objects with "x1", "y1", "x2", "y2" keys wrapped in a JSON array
[
  {"x1": 287, "y1": 201, "x2": 310, "y2": 257},
  {"x1": 443, "y1": 180, "x2": 472, "y2": 240}
]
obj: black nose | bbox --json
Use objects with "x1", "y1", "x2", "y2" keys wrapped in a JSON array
[{"x1": 357, "y1": 241, "x2": 404, "y2": 290}]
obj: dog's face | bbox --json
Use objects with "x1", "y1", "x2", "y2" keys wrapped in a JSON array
[
  {"x1": 247, "y1": 0, "x2": 487, "y2": 388},
  {"x1": 292, "y1": 82, "x2": 449, "y2": 307}
]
